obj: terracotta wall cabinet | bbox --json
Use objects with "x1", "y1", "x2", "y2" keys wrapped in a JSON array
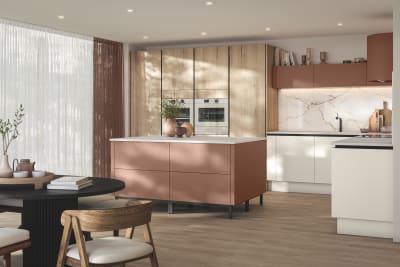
[
  {"x1": 273, "y1": 63, "x2": 369, "y2": 89},
  {"x1": 272, "y1": 65, "x2": 314, "y2": 89},
  {"x1": 314, "y1": 63, "x2": 367, "y2": 87},
  {"x1": 367, "y1": 32, "x2": 393, "y2": 84}
]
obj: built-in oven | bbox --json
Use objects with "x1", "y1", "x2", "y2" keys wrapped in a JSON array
[
  {"x1": 195, "y1": 98, "x2": 228, "y2": 136},
  {"x1": 161, "y1": 98, "x2": 194, "y2": 133}
]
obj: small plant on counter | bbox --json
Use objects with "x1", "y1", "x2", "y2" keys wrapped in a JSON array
[
  {"x1": 0, "y1": 104, "x2": 25, "y2": 155},
  {"x1": 161, "y1": 99, "x2": 182, "y2": 119}
]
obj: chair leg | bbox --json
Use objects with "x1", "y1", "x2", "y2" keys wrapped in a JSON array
[
  {"x1": 149, "y1": 252, "x2": 159, "y2": 267},
  {"x1": 3, "y1": 253, "x2": 11, "y2": 267}
]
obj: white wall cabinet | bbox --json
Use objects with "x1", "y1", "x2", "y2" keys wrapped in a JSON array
[
  {"x1": 275, "y1": 136, "x2": 315, "y2": 183},
  {"x1": 314, "y1": 137, "x2": 348, "y2": 184}
]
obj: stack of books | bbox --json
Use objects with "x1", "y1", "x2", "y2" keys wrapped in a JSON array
[{"x1": 47, "y1": 176, "x2": 92, "y2": 190}]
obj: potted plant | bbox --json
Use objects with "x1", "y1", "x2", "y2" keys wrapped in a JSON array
[
  {"x1": 0, "y1": 104, "x2": 25, "y2": 178},
  {"x1": 161, "y1": 99, "x2": 182, "y2": 137}
]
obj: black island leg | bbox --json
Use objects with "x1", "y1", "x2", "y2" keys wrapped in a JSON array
[
  {"x1": 22, "y1": 197, "x2": 78, "y2": 267},
  {"x1": 244, "y1": 200, "x2": 250, "y2": 212}
]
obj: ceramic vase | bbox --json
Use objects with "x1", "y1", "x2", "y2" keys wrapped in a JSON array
[
  {"x1": 181, "y1": 122, "x2": 193, "y2": 137},
  {"x1": 0, "y1": 154, "x2": 13, "y2": 178},
  {"x1": 163, "y1": 119, "x2": 178, "y2": 137},
  {"x1": 175, "y1": 126, "x2": 187, "y2": 138}
]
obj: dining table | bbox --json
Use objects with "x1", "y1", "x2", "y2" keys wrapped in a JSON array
[{"x1": 0, "y1": 177, "x2": 125, "y2": 267}]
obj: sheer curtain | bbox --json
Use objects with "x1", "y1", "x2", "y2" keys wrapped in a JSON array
[{"x1": 0, "y1": 19, "x2": 93, "y2": 176}]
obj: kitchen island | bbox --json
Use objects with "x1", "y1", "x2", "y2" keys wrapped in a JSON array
[
  {"x1": 331, "y1": 136, "x2": 393, "y2": 238},
  {"x1": 110, "y1": 136, "x2": 266, "y2": 218}
]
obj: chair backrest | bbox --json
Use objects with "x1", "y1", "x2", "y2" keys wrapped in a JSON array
[{"x1": 60, "y1": 200, "x2": 152, "y2": 232}]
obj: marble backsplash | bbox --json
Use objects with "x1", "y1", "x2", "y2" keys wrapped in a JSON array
[{"x1": 278, "y1": 86, "x2": 392, "y2": 131}]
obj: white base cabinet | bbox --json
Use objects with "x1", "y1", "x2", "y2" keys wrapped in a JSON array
[
  {"x1": 267, "y1": 135, "x2": 348, "y2": 193},
  {"x1": 275, "y1": 136, "x2": 314, "y2": 183},
  {"x1": 331, "y1": 147, "x2": 393, "y2": 238}
]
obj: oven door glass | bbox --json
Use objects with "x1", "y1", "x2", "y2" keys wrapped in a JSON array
[
  {"x1": 176, "y1": 107, "x2": 191, "y2": 125},
  {"x1": 198, "y1": 108, "x2": 225, "y2": 122}
]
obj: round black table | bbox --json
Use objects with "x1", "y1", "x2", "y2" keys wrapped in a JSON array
[{"x1": 0, "y1": 177, "x2": 124, "y2": 267}]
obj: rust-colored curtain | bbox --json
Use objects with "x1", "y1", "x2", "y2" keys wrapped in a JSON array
[{"x1": 93, "y1": 38, "x2": 124, "y2": 177}]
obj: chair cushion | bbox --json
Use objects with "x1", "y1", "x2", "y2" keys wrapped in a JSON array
[
  {"x1": 66, "y1": 237, "x2": 153, "y2": 264},
  {"x1": 0, "y1": 228, "x2": 30, "y2": 248}
]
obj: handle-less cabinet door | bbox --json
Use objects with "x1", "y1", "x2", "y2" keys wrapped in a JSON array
[
  {"x1": 162, "y1": 48, "x2": 194, "y2": 99},
  {"x1": 267, "y1": 136, "x2": 277, "y2": 181},
  {"x1": 195, "y1": 46, "x2": 228, "y2": 99},
  {"x1": 230, "y1": 44, "x2": 266, "y2": 137},
  {"x1": 275, "y1": 136, "x2": 315, "y2": 183},
  {"x1": 314, "y1": 137, "x2": 347, "y2": 184},
  {"x1": 131, "y1": 50, "x2": 162, "y2": 136}
]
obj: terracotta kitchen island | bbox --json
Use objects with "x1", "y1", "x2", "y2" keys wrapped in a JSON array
[{"x1": 110, "y1": 136, "x2": 266, "y2": 218}]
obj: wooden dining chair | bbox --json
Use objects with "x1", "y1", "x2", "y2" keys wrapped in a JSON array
[
  {"x1": 0, "y1": 228, "x2": 31, "y2": 267},
  {"x1": 56, "y1": 200, "x2": 159, "y2": 267}
]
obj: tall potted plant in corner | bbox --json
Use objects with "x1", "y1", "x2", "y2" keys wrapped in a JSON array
[
  {"x1": 161, "y1": 99, "x2": 182, "y2": 137},
  {"x1": 0, "y1": 104, "x2": 24, "y2": 178}
]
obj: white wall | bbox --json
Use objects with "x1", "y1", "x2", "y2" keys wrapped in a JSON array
[
  {"x1": 268, "y1": 35, "x2": 367, "y2": 64},
  {"x1": 392, "y1": 0, "x2": 400, "y2": 243}
]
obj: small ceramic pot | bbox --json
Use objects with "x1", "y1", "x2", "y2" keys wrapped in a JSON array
[
  {"x1": 175, "y1": 127, "x2": 187, "y2": 138},
  {"x1": 181, "y1": 122, "x2": 193, "y2": 137}
]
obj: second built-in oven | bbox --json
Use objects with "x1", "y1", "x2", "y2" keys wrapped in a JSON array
[{"x1": 195, "y1": 98, "x2": 228, "y2": 136}]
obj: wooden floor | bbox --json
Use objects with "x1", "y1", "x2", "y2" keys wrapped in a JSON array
[{"x1": 1, "y1": 192, "x2": 400, "y2": 267}]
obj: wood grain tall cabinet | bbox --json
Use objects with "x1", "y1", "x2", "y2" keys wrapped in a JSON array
[
  {"x1": 130, "y1": 50, "x2": 162, "y2": 136},
  {"x1": 162, "y1": 48, "x2": 194, "y2": 99},
  {"x1": 194, "y1": 46, "x2": 229, "y2": 99},
  {"x1": 229, "y1": 44, "x2": 276, "y2": 137}
]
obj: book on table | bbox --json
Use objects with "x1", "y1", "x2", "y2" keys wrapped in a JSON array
[{"x1": 47, "y1": 176, "x2": 92, "y2": 190}]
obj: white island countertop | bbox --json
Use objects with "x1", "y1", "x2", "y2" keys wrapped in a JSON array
[{"x1": 110, "y1": 136, "x2": 266, "y2": 144}]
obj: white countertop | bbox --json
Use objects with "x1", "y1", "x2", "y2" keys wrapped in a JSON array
[
  {"x1": 267, "y1": 131, "x2": 361, "y2": 136},
  {"x1": 110, "y1": 136, "x2": 266, "y2": 144},
  {"x1": 332, "y1": 136, "x2": 393, "y2": 148}
]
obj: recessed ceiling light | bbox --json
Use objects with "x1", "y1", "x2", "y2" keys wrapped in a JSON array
[
  {"x1": 205, "y1": 1, "x2": 213, "y2": 6},
  {"x1": 201, "y1": 32, "x2": 207, "y2": 36},
  {"x1": 57, "y1": 15, "x2": 64, "y2": 20},
  {"x1": 337, "y1": 22, "x2": 343, "y2": 26},
  {"x1": 143, "y1": 36, "x2": 149, "y2": 40},
  {"x1": 265, "y1": 27, "x2": 271, "y2": 31},
  {"x1": 127, "y1": 9, "x2": 133, "y2": 13}
]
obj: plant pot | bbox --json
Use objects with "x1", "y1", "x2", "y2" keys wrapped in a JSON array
[
  {"x1": 0, "y1": 154, "x2": 13, "y2": 178},
  {"x1": 163, "y1": 119, "x2": 178, "y2": 137},
  {"x1": 175, "y1": 126, "x2": 187, "y2": 138}
]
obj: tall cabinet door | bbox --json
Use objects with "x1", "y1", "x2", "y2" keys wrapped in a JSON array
[
  {"x1": 195, "y1": 46, "x2": 229, "y2": 99},
  {"x1": 162, "y1": 48, "x2": 194, "y2": 99},
  {"x1": 229, "y1": 44, "x2": 266, "y2": 137},
  {"x1": 131, "y1": 50, "x2": 162, "y2": 136}
]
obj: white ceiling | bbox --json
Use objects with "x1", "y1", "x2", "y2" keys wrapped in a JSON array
[{"x1": 0, "y1": 0, "x2": 393, "y2": 45}]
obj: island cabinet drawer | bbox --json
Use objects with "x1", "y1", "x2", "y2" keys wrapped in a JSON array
[
  {"x1": 113, "y1": 142, "x2": 169, "y2": 171},
  {"x1": 114, "y1": 169, "x2": 170, "y2": 200},
  {"x1": 170, "y1": 143, "x2": 231, "y2": 174},
  {"x1": 170, "y1": 172, "x2": 231, "y2": 205}
]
